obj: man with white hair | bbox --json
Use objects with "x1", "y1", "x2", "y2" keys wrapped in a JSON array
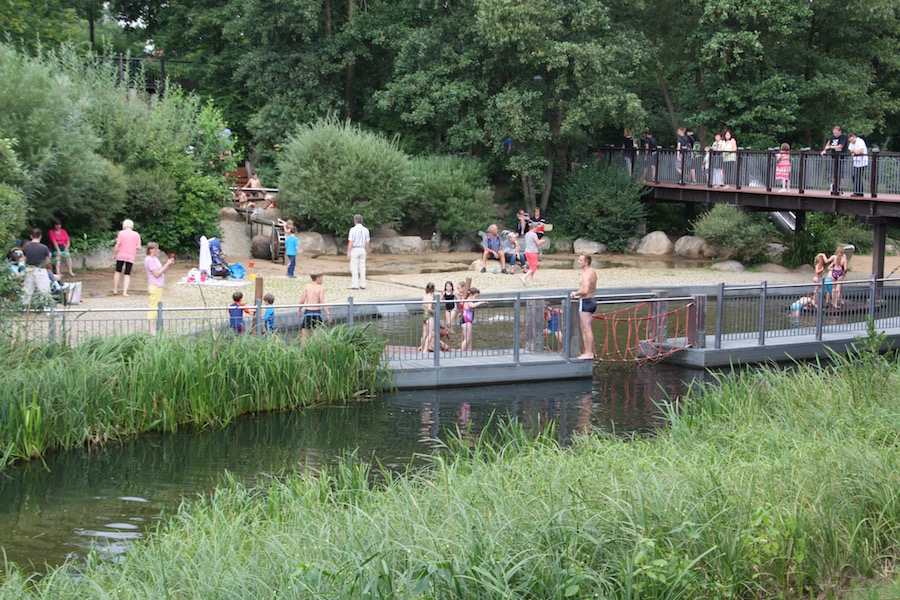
[
  {"x1": 347, "y1": 214, "x2": 370, "y2": 289},
  {"x1": 480, "y1": 224, "x2": 506, "y2": 273}
]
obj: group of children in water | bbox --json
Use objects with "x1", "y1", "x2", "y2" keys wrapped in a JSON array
[{"x1": 790, "y1": 245, "x2": 851, "y2": 315}]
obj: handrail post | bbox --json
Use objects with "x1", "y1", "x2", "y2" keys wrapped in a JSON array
[
  {"x1": 735, "y1": 150, "x2": 743, "y2": 190},
  {"x1": 869, "y1": 275, "x2": 878, "y2": 321},
  {"x1": 757, "y1": 281, "x2": 767, "y2": 346},
  {"x1": 815, "y1": 281, "x2": 825, "y2": 341},
  {"x1": 255, "y1": 299, "x2": 263, "y2": 335},
  {"x1": 157, "y1": 301, "x2": 164, "y2": 333},
  {"x1": 513, "y1": 293, "x2": 521, "y2": 364},
  {"x1": 870, "y1": 151, "x2": 878, "y2": 198},
  {"x1": 765, "y1": 150, "x2": 773, "y2": 192},
  {"x1": 688, "y1": 294, "x2": 707, "y2": 348},
  {"x1": 831, "y1": 153, "x2": 840, "y2": 195},
  {"x1": 653, "y1": 151, "x2": 660, "y2": 184},
  {"x1": 347, "y1": 296, "x2": 354, "y2": 327},
  {"x1": 678, "y1": 150, "x2": 685, "y2": 186},
  {"x1": 49, "y1": 305, "x2": 57, "y2": 343},
  {"x1": 433, "y1": 294, "x2": 440, "y2": 367},
  {"x1": 714, "y1": 282, "x2": 724, "y2": 349},
  {"x1": 798, "y1": 152, "x2": 806, "y2": 194},
  {"x1": 706, "y1": 151, "x2": 713, "y2": 188},
  {"x1": 562, "y1": 297, "x2": 571, "y2": 362}
]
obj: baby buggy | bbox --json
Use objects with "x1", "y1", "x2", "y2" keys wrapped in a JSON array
[{"x1": 207, "y1": 237, "x2": 231, "y2": 278}]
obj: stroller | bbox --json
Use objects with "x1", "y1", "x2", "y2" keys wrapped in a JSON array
[{"x1": 207, "y1": 237, "x2": 231, "y2": 278}]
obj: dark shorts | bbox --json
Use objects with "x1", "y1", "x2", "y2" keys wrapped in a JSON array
[
  {"x1": 580, "y1": 298, "x2": 597, "y2": 314},
  {"x1": 115, "y1": 260, "x2": 133, "y2": 275},
  {"x1": 302, "y1": 311, "x2": 324, "y2": 329}
]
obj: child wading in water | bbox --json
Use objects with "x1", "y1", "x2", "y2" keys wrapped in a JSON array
[{"x1": 775, "y1": 143, "x2": 791, "y2": 192}]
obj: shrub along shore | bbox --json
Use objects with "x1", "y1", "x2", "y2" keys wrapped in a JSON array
[
  {"x1": 0, "y1": 326, "x2": 386, "y2": 470},
  {"x1": 2, "y1": 336, "x2": 899, "y2": 596}
]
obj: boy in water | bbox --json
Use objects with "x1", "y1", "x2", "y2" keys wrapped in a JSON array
[
  {"x1": 228, "y1": 291, "x2": 251, "y2": 334},
  {"x1": 299, "y1": 271, "x2": 333, "y2": 340},
  {"x1": 263, "y1": 292, "x2": 276, "y2": 333}
]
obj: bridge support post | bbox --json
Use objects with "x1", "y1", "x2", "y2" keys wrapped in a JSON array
[
  {"x1": 565, "y1": 298, "x2": 579, "y2": 360},
  {"x1": 873, "y1": 221, "x2": 887, "y2": 281},
  {"x1": 794, "y1": 210, "x2": 807, "y2": 234},
  {"x1": 650, "y1": 290, "x2": 669, "y2": 345},
  {"x1": 815, "y1": 282, "x2": 825, "y2": 341},
  {"x1": 687, "y1": 294, "x2": 707, "y2": 348},
  {"x1": 525, "y1": 299, "x2": 544, "y2": 354},
  {"x1": 714, "y1": 283, "x2": 724, "y2": 349},
  {"x1": 433, "y1": 294, "x2": 441, "y2": 367},
  {"x1": 347, "y1": 296, "x2": 354, "y2": 327},
  {"x1": 757, "y1": 281, "x2": 767, "y2": 346},
  {"x1": 513, "y1": 293, "x2": 521, "y2": 365}
]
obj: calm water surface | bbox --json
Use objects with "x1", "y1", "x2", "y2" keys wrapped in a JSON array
[{"x1": 0, "y1": 365, "x2": 706, "y2": 573}]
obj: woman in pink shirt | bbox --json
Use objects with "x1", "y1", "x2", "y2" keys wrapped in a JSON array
[
  {"x1": 113, "y1": 219, "x2": 142, "y2": 296},
  {"x1": 47, "y1": 221, "x2": 75, "y2": 277},
  {"x1": 145, "y1": 242, "x2": 174, "y2": 332}
]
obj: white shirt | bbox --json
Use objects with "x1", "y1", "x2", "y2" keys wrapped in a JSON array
[
  {"x1": 348, "y1": 223, "x2": 370, "y2": 250},
  {"x1": 848, "y1": 137, "x2": 868, "y2": 168}
]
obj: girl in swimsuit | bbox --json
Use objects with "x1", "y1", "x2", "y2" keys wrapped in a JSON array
[
  {"x1": 418, "y1": 283, "x2": 436, "y2": 353},
  {"x1": 825, "y1": 246, "x2": 848, "y2": 309},
  {"x1": 442, "y1": 281, "x2": 458, "y2": 346},
  {"x1": 459, "y1": 287, "x2": 487, "y2": 352}
]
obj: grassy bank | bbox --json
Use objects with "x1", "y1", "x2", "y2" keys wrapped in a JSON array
[
  {"x1": 3, "y1": 345, "x2": 900, "y2": 597},
  {"x1": 0, "y1": 326, "x2": 386, "y2": 469}
]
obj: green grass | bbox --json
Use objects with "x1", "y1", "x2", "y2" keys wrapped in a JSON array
[
  {"x1": 2, "y1": 342, "x2": 900, "y2": 597},
  {"x1": 0, "y1": 326, "x2": 387, "y2": 470}
]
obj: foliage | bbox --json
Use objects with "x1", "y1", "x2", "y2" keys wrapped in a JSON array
[
  {"x1": 406, "y1": 156, "x2": 496, "y2": 241},
  {"x1": 4, "y1": 351, "x2": 900, "y2": 596},
  {"x1": 0, "y1": 138, "x2": 27, "y2": 248},
  {"x1": 0, "y1": 0, "x2": 82, "y2": 52},
  {"x1": 782, "y1": 214, "x2": 874, "y2": 268},
  {"x1": 277, "y1": 119, "x2": 414, "y2": 236},
  {"x1": 554, "y1": 164, "x2": 648, "y2": 252},
  {"x1": 692, "y1": 204, "x2": 777, "y2": 264},
  {"x1": 0, "y1": 326, "x2": 387, "y2": 468}
]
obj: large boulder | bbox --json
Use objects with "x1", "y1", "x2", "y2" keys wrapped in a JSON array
[
  {"x1": 766, "y1": 242, "x2": 786, "y2": 261},
  {"x1": 219, "y1": 206, "x2": 243, "y2": 222},
  {"x1": 573, "y1": 238, "x2": 608, "y2": 255},
  {"x1": 635, "y1": 231, "x2": 674, "y2": 255},
  {"x1": 80, "y1": 247, "x2": 118, "y2": 270},
  {"x1": 452, "y1": 234, "x2": 479, "y2": 253},
  {"x1": 760, "y1": 263, "x2": 790, "y2": 273},
  {"x1": 796, "y1": 264, "x2": 815, "y2": 276},
  {"x1": 674, "y1": 235, "x2": 711, "y2": 258},
  {"x1": 381, "y1": 236, "x2": 428, "y2": 254},
  {"x1": 553, "y1": 238, "x2": 574, "y2": 254},
  {"x1": 626, "y1": 237, "x2": 641, "y2": 252},
  {"x1": 710, "y1": 260, "x2": 745, "y2": 272},
  {"x1": 251, "y1": 234, "x2": 272, "y2": 260},
  {"x1": 372, "y1": 226, "x2": 399, "y2": 239},
  {"x1": 296, "y1": 232, "x2": 337, "y2": 257}
]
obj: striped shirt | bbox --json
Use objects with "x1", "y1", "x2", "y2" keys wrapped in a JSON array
[{"x1": 348, "y1": 223, "x2": 370, "y2": 249}]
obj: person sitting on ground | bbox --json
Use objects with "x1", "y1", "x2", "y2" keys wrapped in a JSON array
[
  {"x1": 790, "y1": 295, "x2": 816, "y2": 317},
  {"x1": 532, "y1": 208, "x2": 546, "y2": 240},
  {"x1": 9, "y1": 248, "x2": 25, "y2": 277},
  {"x1": 481, "y1": 224, "x2": 507, "y2": 273},
  {"x1": 299, "y1": 271, "x2": 333, "y2": 340},
  {"x1": 263, "y1": 293, "x2": 276, "y2": 333},
  {"x1": 501, "y1": 232, "x2": 525, "y2": 275},
  {"x1": 426, "y1": 325, "x2": 451, "y2": 353},
  {"x1": 515, "y1": 209, "x2": 529, "y2": 238},
  {"x1": 243, "y1": 173, "x2": 264, "y2": 199},
  {"x1": 228, "y1": 291, "x2": 251, "y2": 335},
  {"x1": 232, "y1": 188, "x2": 248, "y2": 204}
]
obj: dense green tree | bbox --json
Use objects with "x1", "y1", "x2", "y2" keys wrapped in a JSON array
[{"x1": 0, "y1": 0, "x2": 81, "y2": 51}]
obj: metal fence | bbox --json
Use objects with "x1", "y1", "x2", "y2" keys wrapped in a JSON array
[{"x1": 712, "y1": 277, "x2": 900, "y2": 347}]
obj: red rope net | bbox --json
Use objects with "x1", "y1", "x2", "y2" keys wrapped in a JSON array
[{"x1": 592, "y1": 301, "x2": 693, "y2": 364}]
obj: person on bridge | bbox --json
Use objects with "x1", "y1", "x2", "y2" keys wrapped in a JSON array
[
  {"x1": 347, "y1": 214, "x2": 370, "y2": 289},
  {"x1": 820, "y1": 126, "x2": 848, "y2": 195},
  {"x1": 709, "y1": 132, "x2": 725, "y2": 186},
  {"x1": 847, "y1": 133, "x2": 869, "y2": 197},
  {"x1": 570, "y1": 254, "x2": 598, "y2": 360},
  {"x1": 722, "y1": 130, "x2": 738, "y2": 187},
  {"x1": 775, "y1": 143, "x2": 792, "y2": 192}
]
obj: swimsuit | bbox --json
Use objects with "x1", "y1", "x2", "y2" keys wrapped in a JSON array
[
  {"x1": 302, "y1": 311, "x2": 324, "y2": 329},
  {"x1": 442, "y1": 292, "x2": 455, "y2": 311},
  {"x1": 460, "y1": 307, "x2": 474, "y2": 325},
  {"x1": 832, "y1": 268, "x2": 844, "y2": 279},
  {"x1": 580, "y1": 298, "x2": 597, "y2": 314}
]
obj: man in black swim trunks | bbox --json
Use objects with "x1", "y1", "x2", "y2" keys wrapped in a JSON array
[
  {"x1": 299, "y1": 271, "x2": 333, "y2": 340},
  {"x1": 570, "y1": 254, "x2": 598, "y2": 360}
]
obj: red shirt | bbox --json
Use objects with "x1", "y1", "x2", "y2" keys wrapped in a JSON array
[{"x1": 47, "y1": 227, "x2": 70, "y2": 250}]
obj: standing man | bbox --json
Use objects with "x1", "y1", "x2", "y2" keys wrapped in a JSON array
[
  {"x1": 569, "y1": 254, "x2": 598, "y2": 360},
  {"x1": 22, "y1": 228, "x2": 52, "y2": 307},
  {"x1": 847, "y1": 133, "x2": 869, "y2": 197},
  {"x1": 347, "y1": 214, "x2": 370, "y2": 290},
  {"x1": 821, "y1": 125, "x2": 848, "y2": 195}
]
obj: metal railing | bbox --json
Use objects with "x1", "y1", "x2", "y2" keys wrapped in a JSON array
[
  {"x1": 617, "y1": 148, "x2": 900, "y2": 196},
  {"x1": 711, "y1": 277, "x2": 900, "y2": 348}
]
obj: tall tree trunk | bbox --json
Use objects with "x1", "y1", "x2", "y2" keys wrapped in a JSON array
[
  {"x1": 522, "y1": 174, "x2": 536, "y2": 207},
  {"x1": 88, "y1": 4, "x2": 95, "y2": 47},
  {"x1": 324, "y1": 0, "x2": 332, "y2": 36},
  {"x1": 540, "y1": 107, "x2": 562, "y2": 211},
  {"x1": 343, "y1": 0, "x2": 356, "y2": 120},
  {"x1": 655, "y1": 63, "x2": 678, "y2": 133}
]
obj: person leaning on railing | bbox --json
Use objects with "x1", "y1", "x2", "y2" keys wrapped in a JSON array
[
  {"x1": 820, "y1": 125, "x2": 848, "y2": 195},
  {"x1": 847, "y1": 133, "x2": 868, "y2": 197}
]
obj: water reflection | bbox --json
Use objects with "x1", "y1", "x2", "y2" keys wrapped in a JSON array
[{"x1": 0, "y1": 364, "x2": 705, "y2": 573}]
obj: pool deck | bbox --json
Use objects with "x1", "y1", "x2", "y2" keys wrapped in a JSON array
[
  {"x1": 663, "y1": 324, "x2": 900, "y2": 368},
  {"x1": 384, "y1": 351, "x2": 594, "y2": 389}
]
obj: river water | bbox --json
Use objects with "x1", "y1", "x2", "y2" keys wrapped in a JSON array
[{"x1": 0, "y1": 365, "x2": 707, "y2": 573}]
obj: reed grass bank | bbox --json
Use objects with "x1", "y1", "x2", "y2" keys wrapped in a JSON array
[
  {"x1": 3, "y1": 345, "x2": 900, "y2": 597},
  {"x1": 0, "y1": 326, "x2": 386, "y2": 469}
]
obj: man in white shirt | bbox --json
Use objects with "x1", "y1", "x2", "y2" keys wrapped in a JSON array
[
  {"x1": 347, "y1": 214, "x2": 370, "y2": 289},
  {"x1": 847, "y1": 133, "x2": 869, "y2": 197}
]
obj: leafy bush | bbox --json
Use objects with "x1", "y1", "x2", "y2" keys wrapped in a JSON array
[
  {"x1": 692, "y1": 204, "x2": 778, "y2": 264},
  {"x1": 125, "y1": 168, "x2": 180, "y2": 226},
  {"x1": 277, "y1": 119, "x2": 414, "y2": 236},
  {"x1": 405, "y1": 156, "x2": 496, "y2": 240},
  {"x1": 554, "y1": 164, "x2": 648, "y2": 252},
  {"x1": 143, "y1": 174, "x2": 225, "y2": 250},
  {"x1": 782, "y1": 214, "x2": 874, "y2": 268}
]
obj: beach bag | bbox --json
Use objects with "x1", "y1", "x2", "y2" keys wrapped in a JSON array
[
  {"x1": 227, "y1": 263, "x2": 246, "y2": 280},
  {"x1": 65, "y1": 281, "x2": 82, "y2": 305}
]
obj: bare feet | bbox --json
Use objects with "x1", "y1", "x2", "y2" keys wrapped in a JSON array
[
  {"x1": 577, "y1": 353, "x2": 594, "y2": 360},
  {"x1": 521, "y1": 275, "x2": 528, "y2": 285},
  {"x1": 122, "y1": 293, "x2": 129, "y2": 297},
  {"x1": 112, "y1": 291, "x2": 118, "y2": 295}
]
